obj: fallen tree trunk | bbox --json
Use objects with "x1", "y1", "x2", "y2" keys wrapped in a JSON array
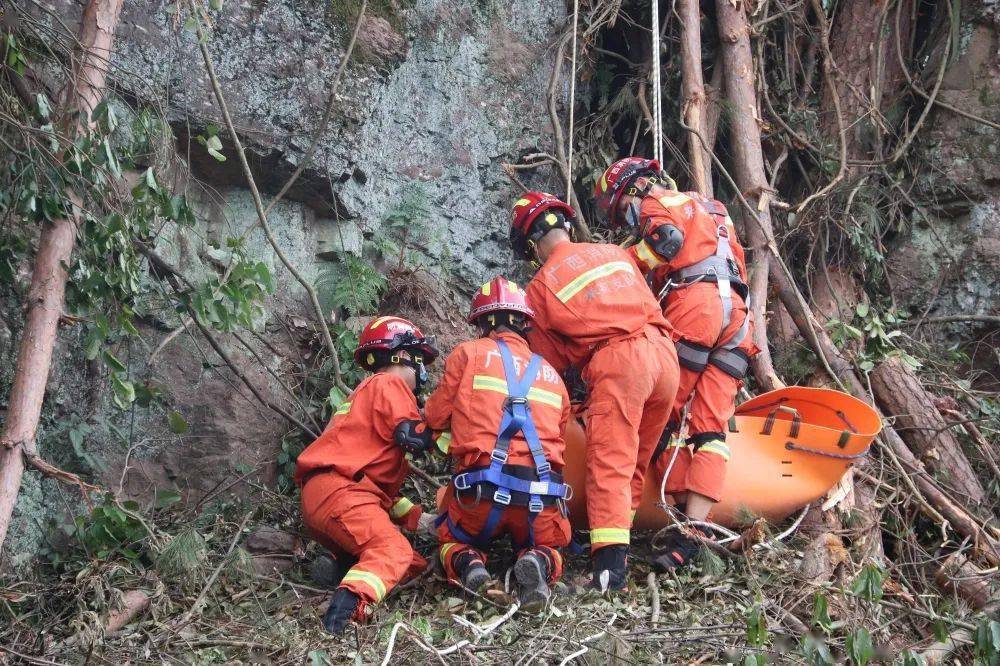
[
  {"x1": 0, "y1": 0, "x2": 125, "y2": 555},
  {"x1": 714, "y1": 0, "x2": 783, "y2": 393},
  {"x1": 870, "y1": 357, "x2": 987, "y2": 505},
  {"x1": 770, "y1": 268, "x2": 1000, "y2": 566}
]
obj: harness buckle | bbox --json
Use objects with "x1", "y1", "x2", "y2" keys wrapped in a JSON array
[
  {"x1": 563, "y1": 484, "x2": 574, "y2": 501},
  {"x1": 453, "y1": 474, "x2": 471, "y2": 490},
  {"x1": 490, "y1": 449, "x2": 509, "y2": 464},
  {"x1": 528, "y1": 497, "x2": 544, "y2": 513},
  {"x1": 506, "y1": 396, "x2": 528, "y2": 407},
  {"x1": 535, "y1": 461, "x2": 551, "y2": 476},
  {"x1": 493, "y1": 488, "x2": 512, "y2": 505}
]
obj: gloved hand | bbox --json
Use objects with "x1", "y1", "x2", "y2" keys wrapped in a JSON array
[{"x1": 417, "y1": 512, "x2": 438, "y2": 538}]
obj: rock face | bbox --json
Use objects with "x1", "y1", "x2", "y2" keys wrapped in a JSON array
[
  {"x1": 889, "y1": 9, "x2": 1000, "y2": 334},
  {"x1": 3, "y1": 0, "x2": 569, "y2": 569}
]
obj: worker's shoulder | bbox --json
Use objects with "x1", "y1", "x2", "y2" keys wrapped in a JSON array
[{"x1": 445, "y1": 337, "x2": 483, "y2": 360}]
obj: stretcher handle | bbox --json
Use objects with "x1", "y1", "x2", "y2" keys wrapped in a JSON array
[{"x1": 761, "y1": 405, "x2": 801, "y2": 438}]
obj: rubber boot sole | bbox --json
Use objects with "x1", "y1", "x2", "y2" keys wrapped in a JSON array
[
  {"x1": 462, "y1": 563, "x2": 491, "y2": 592},
  {"x1": 514, "y1": 555, "x2": 551, "y2": 613}
]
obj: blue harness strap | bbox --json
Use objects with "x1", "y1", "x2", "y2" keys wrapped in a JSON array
[{"x1": 444, "y1": 340, "x2": 569, "y2": 549}]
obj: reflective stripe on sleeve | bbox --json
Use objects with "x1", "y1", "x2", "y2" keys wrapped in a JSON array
[
  {"x1": 341, "y1": 569, "x2": 388, "y2": 601},
  {"x1": 555, "y1": 261, "x2": 634, "y2": 303},
  {"x1": 590, "y1": 527, "x2": 630, "y2": 545},
  {"x1": 436, "y1": 430, "x2": 452, "y2": 454},
  {"x1": 390, "y1": 497, "x2": 415, "y2": 519},
  {"x1": 634, "y1": 239, "x2": 667, "y2": 270}
]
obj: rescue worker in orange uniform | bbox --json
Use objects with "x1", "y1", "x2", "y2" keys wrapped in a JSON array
[
  {"x1": 295, "y1": 316, "x2": 439, "y2": 635},
  {"x1": 508, "y1": 192, "x2": 679, "y2": 591},
  {"x1": 595, "y1": 157, "x2": 759, "y2": 569},
  {"x1": 424, "y1": 277, "x2": 572, "y2": 610}
]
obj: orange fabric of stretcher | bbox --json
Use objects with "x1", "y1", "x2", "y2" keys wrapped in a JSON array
[{"x1": 424, "y1": 331, "x2": 570, "y2": 470}]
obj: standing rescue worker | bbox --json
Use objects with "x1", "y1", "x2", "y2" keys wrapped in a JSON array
[
  {"x1": 509, "y1": 192, "x2": 679, "y2": 591},
  {"x1": 424, "y1": 277, "x2": 572, "y2": 611},
  {"x1": 595, "y1": 157, "x2": 759, "y2": 569},
  {"x1": 295, "y1": 316, "x2": 439, "y2": 635}
]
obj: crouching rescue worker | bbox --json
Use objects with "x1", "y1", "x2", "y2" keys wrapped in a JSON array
[
  {"x1": 595, "y1": 157, "x2": 760, "y2": 569},
  {"x1": 424, "y1": 277, "x2": 572, "y2": 611},
  {"x1": 509, "y1": 192, "x2": 679, "y2": 592},
  {"x1": 295, "y1": 316, "x2": 439, "y2": 635}
]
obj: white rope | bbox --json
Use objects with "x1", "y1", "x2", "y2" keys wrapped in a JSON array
[
  {"x1": 379, "y1": 603, "x2": 521, "y2": 666},
  {"x1": 651, "y1": 0, "x2": 663, "y2": 164},
  {"x1": 565, "y1": 0, "x2": 580, "y2": 204}
]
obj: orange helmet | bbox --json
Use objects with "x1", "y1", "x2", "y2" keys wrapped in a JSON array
[
  {"x1": 354, "y1": 316, "x2": 438, "y2": 370},
  {"x1": 594, "y1": 157, "x2": 661, "y2": 227},
  {"x1": 509, "y1": 191, "x2": 575, "y2": 259},
  {"x1": 468, "y1": 277, "x2": 534, "y2": 323}
]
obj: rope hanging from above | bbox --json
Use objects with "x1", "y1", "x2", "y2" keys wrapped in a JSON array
[
  {"x1": 566, "y1": 0, "x2": 580, "y2": 204},
  {"x1": 651, "y1": 0, "x2": 663, "y2": 165}
]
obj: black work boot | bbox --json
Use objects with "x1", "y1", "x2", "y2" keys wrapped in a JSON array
[
  {"x1": 454, "y1": 550, "x2": 491, "y2": 591},
  {"x1": 652, "y1": 530, "x2": 703, "y2": 572},
  {"x1": 514, "y1": 550, "x2": 552, "y2": 612},
  {"x1": 590, "y1": 544, "x2": 628, "y2": 593},
  {"x1": 309, "y1": 553, "x2": 348, "y2": 590},
  {"x1": 322, "y1": 587, "x2": 361, "y2": 635}
]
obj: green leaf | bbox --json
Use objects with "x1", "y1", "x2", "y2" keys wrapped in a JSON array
[
  {"x1": 900, "y1": 649, "x2": 926, "y2": 666},
  {"x1": 210, "y1": 0, "x2": 224, "y2": 8},
  {"x1": 168, "y1": 410, "x2": 189, "y2": 434},
  {"x1": 102, "y1": 350, "x2": 128, "y2": 373},
  {"x1": 746, "y1": 604, "x2": 768, "y2": 647},
  {"x1": 205, "y1": 135, "x2": 226, "y2": 162},
  {"x1": 308, "y1": 650, "x2": 327, "y2": 666},
  {"x1": 183, "y1": 15, "x2": 198, "y2": 31},
  {"x1": 845, "y1": 627, "x2": 874, "y2": 666},
  {"x1": 154, "y1": 489, "x2": 182, "y2": 509},
  {"x1": 811, "y1": 593, "x2": 833, "y2": 634},
  {"x1": 855, "y1": 302, "x2": 869, "y2": 318},
  {"x1": 849, "y1": 563, "x2": 885, "y2": 602}
]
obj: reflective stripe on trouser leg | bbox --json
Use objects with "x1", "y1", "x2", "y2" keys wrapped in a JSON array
[{"x1": 340, "y1": 568, "x2": 388, "y2": 602}]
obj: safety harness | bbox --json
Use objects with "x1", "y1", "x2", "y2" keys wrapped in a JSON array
[
  {"x1": 659, "y1": 197, "x2": 752, "y2": 380},
  {"x1": 439, "y1": 340, "x2": 572, "y2": 549}
]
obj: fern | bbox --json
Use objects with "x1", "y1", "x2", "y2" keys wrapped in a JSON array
[{"x1": 315, "y1": 253, "x2": 387, "y2": 317}]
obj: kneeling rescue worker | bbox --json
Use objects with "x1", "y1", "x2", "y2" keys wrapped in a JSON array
[
  {"x1": 595, "y1": 157, "x2": 760, "y2": 569},
  {"x1": 294, "y1": 316, "x2": 439, "y2": 635},
  {"x1": 424, "y1": 277, "x2": 572, "y2": 611},
  {"x1": 509, "y1": 192, "x2": 679, "y2": 591}
]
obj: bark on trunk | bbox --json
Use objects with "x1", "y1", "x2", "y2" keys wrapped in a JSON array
[
  {"x1": 678, "y1": 0, "x2": 712, "y2": 196},
  {"x1": 715, "y1": 0, "x2": 783, "y2": 392},
  {"x1": 870, "y1": 358, "x2": 987, "y2": 505},
  {"x1": 0, "y1": 0, "x2": 124, "y2": 554}
]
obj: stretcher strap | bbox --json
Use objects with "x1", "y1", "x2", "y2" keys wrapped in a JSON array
[
  {"x1": 785, "y1": 441, "x2": 870, "y2": 460},
  {"x1": 762, "y1": 405, "x2": 802, "y2": 438}
]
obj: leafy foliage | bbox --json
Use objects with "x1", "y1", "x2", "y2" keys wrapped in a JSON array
[{"x1": 69, "y1": 495, "x2": 149, "y2": 563}]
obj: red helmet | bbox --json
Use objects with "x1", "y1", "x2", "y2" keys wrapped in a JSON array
[
  {"x1": 594, "y1": 157, "x2": 661, "y2": 227},
  {"x1": 468, "y1": 277, "x2": 534, "y2": 323},
  {"x1": 509, "y1": 191, "x2": 575, "y2": 259},
  {"x1": 354, "y1": 316, "x2": 438, "y2": 370}
]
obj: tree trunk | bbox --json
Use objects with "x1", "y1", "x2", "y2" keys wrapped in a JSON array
[
  {"x1": 715, "y1": 0, "x2": 783, "y2": 392},
  {"x1": 0, "y1": 0, "x2": 125, "y2": 554},
  {"x1": 678, "y1": 0, "x2": 712, "y2": 196},
  {"x1": 870, "y1": 358, "x2": 987, "y2": 505}
]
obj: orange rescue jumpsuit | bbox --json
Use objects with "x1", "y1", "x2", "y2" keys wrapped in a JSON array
[
  {"x1": 425, "y1": 331, "x2": 571, "y2": 582},
  {"x1": 295, "y1": 373, "x2": 426, "y2": 607},
  {"x1": 525, "y1": 242, "x2": 679, "y2": 552},
  {"x1": 628, "y1": 192, "x2": 759, "y2": 502}
]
